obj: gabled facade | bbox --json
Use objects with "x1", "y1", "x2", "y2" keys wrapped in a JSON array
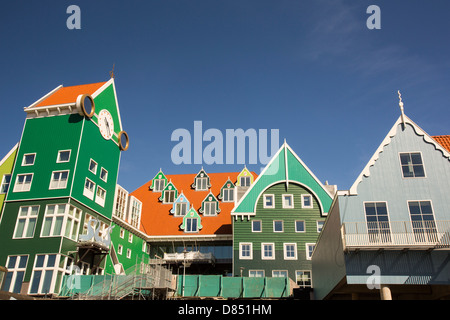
[
  {"x1": 131, "y1": 168, "x2": 257, "y2": 275},
  {"x1": 313, "y1": 111, "x2": 450, "y2": 300},
  {"x1": 231, "y1": 142, "x2": 334, "y2": 291},
  {"x1": 0, "y1": 79, "x2": 129, "y2": 296}
]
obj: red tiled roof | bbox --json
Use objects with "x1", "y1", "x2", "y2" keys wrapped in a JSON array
[
  {"x1": 34, "y1": 82, "x2": 107, "y2": 107},
  {"x1": 131, "y1": 171, "x2": 257, "y2": 237},
  {"x1": 432, "y1": 135, "x2": 450, "y2": 153}
]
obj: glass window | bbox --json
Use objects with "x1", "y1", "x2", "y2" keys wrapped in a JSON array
[
  {"x1": 203, "y1": 202, "x2": 216, "y2": 216},
  {"x1": 273, "y1": 220, "x2": 283, "y2": 232},
  {"x1": 408, "y1": 201, "x2": 437, "y2": 242},
  {"x1": 49, "y1": 171, "x2": 69, "y2": 189},
  {"x1": 306, "y1": 243, "x2": 315, "y2": 260},
  {"x1": 164, "y1": 190, "x2": 175, "y2": 204},
  {"x1": 302, "y1": 194, "x2": 313, "y2": 208},
  {"x1": 57, "y1": 150, "x2": 71, "y2": 163},
  {"x1": 249, "y1": 270, "x2": 264, "y2": 277},
  {"x1": 240, "y1": 176, "x2": 251, "y2": 187},
  {"x1": 175, "y1": 202, "x2": 187, "y2": 216},
  {"x1": 282, "y1": 195, "x2": 294, "y2": 208},
  {"x1": 89, "y1": 159, "x2": 97, "y2": 174},
  {"x1": 153, "y1": 179, "x2": 165, "y2": 192},
  {"x1": 13, "y1": 206, "x2": 39, "y2": 238},
  {"x1": 296, "y1": 270, "x2": 312, "y2": 288},
  {"x1": 252, "y1": 220, "x2": 262, "y2": 232},
  {"x1": 0, "y1": 174, "x2": 11, "y2": 194},
  {"x1": 264, "y1": 194, "x2": 275, "y2": 208},
  {"x1": 83, "y1": 178, "x2": 95, "y2": 200},
  {"x1": 272, "y1": 270, "x2": 288, "y2": 278},
  {"x1": 185, "y1": 218, "x2": 198, "y2": 233},
  {"x1": 317, "y1": 221, "x2": 325, "y2": 232},
  {"x1": 13, "y1": 174, "x2": 33, "y2": 192},
  {"x1": 400, "y1": 152, "x2": 425, "y2": 178},
  {"x1": 222, "y1": 188, "x2": 234, "y2": 202},
  {"x1": 95, "y1": 186, "x2": 106, "y2": 207},
  {"x1": 239, "y1": 243, "x2": 252, "y2": 259},
  {"x1": 261, "y1": 243, "x2": 275, "y2": 260},
  {"x1": 41, "y1": 204, "x2": 66, "y2": 237},
  {"x1": 22, "y1": 153, "x2": 35, "y2": 166},
  {"x1": 284, "y1": 243, "x2": 297, "y2": 260},
  {"x1": 29, "y1": 254, "x2": 60, "y2": 295},
  {"x1": 196, "y1": 177, "x2": 208, "y2": 190},
  {"x1": 100, "y1": 168, "x2": 108, "y2": 182},
  {"x1": 364, "y1": 202, "x2": 391, "y2": 243},
  {"x1": 4, "y1": 255, "x2": 28, "y2": 294},
  {"x1": 295, "y1": 220, "x2": 305, "y2": 232}
]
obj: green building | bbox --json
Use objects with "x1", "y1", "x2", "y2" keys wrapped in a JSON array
[
  {"x1": 231, "y1": 142, "x2": 335, "y2": 295},
  {"x1": 0, "y1": 143, "x2": 18, "y2": 215},
  {"x1": 0, "y1": 79, "x2": 130, "y2": 296}
]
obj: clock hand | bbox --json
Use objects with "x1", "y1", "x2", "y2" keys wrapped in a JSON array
[{"x1": 104, "y1": 118, "x2": 111, "y2": 135}]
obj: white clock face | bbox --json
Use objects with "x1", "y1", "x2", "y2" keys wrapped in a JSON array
[{"x1": 98, "y1": 109, "x2": 114, "y2": 140}]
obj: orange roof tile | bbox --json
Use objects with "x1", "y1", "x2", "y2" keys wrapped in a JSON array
[
  {"x1": 131, "y1": 171, "x2": 257, "y2": 237},
  {"x1": 432, "y1": 135, "x2": 450, "y2": 153},
  {"x1": 34, "y1": 82, "x2": 107, "y2": 107}
]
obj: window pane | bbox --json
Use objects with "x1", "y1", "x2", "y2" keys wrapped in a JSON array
[
  {"x1": 19, "y1": 256, "x2": 28, "y2": 268},
  {"x1": 42, "y1": 270, "x2": 54, "y2": 294},
  {"x1": 15, "y1": 220, "x2": 25, "y2": 238},
  {"x1": 42, "y1": 217, "x2": 52, "y2": 236},
  {"x1": 7, "y1": 256, "x2": 17, "y2": 269},
  {"x1": 53, "y1": 216, "x2": 64, "y2": 236},
  {"x1": 30, "y1": 271, "x2": 42, "y2": 294},
  {"x1": 25, "y1": 218, "x2": 36, "y2": 237},
  {"x1": 12, "y1": 271, "x2": 24, "y2": 293},
  {"x1": 35, "y1": 255, "x2": 45, "y2": 268}
]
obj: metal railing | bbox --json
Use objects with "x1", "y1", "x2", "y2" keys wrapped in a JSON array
[{"x1": 341, "y1": 220, "x2": 450, "y2": 250}]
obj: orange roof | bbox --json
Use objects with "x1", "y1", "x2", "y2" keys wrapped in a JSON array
[
  {"x1": 131, "y1": 171, "x2": 257, "y2": 237},
  {"x1": 432, "y1": 135, "x2": 450, "y2": 153},
  {"x1": 34, "y1": 82, "x2": 107, "y2": 107}
]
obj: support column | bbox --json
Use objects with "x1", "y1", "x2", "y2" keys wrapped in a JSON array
[{"x1": 380, "y1": 285, "x2": 392, "y2": 300}]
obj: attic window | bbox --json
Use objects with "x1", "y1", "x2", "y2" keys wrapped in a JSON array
[
  {"x1": 219, "y1": 180, "x2": 235, "y2": 202},
  {"x1": 193, "y1": 170, "x2": 210, "y2": 191},
  {"x1": 240, "y1": 176, "x2": 251, "y2": 187},
  {"x1": 154, "y1": 178, "x2": 166, "y2": 192},
  {"x1": 164, "y1": 190, "x2": 176, "y2": 204},
  {"x1": 400, "y1": 152, "x2": 425, "y2": 178}
]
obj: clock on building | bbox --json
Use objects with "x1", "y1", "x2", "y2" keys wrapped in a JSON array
[{"x1": 98, "y1": 109, "x2": 114, "y2": 140}]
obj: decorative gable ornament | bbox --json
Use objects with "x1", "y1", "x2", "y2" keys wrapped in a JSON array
[
  {"x1": 199, "y1": 192, "x2": 221, "y2": 216},
  {"x1": 191, "y1": 168, "x2": 211, "y2": 191},
  {"x1": 159, "y1": 180, "x2": 178, "y2": 204},
  {"x1": 180, "y1": 206, "x2": 203, "y2": 233},
  {"x1": 149, "y1": 169, "x2": 168, "y2": 192}
]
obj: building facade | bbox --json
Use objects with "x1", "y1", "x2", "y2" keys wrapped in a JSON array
[
  {"x1": 313, "y1": 111, "x2": 450, "y2": 300},
  {"x1": 0, "y1": 79, "x2": 129, "y2": 296},
  {"x1": 232, "y1": 142, "x2": 335, "y2": 292}
]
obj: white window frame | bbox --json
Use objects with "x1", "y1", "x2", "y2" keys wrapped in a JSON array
[
  {"x1": 252, "y1": 220, "x2": 262, "y2": 232},
  {"x1": 89, "y1": 159, "x2": 98, "y2": 175},
  {"x1": 301, "y1": 194, "x2": 313, "y2": 208},
  {"x1": 22, "y1": 153, "x2": 36, "y2": 166},
  {"x1": 95, "y1": 186, "x2": 106, "y2": 207},
  {"x1": 306, "y1": 243, "x2": 316, "y2": 260},
  {"x1": 263, "y1": 194, "x2": 275, "y2": 209},
  {"x1": 56, "y1": 150, "x2": 71, "y2": 163},
  {"x1": 127, "y1": 249, "x2": 132, "y2": 259},
  {"x1": 100, "y1": 167, "x2": 108, "y2": 182},
  {"x1": 261, "y1": 243, "x2": 275, "y2": 260},
  {"x1": 118, "y1": 245, "x2": 123, "y2": 255},
  {"x1": 0, "y1": 174, "x2": 11, "y2": 194},
  {"x1": 273, "y1": 220, "x2": 284, "y2": 233},
  {"x1": 184, "y1": 217, "x2": 199, "y2": 233},
  {"x1": 13, "y1": 173, "x2": 33, "y2": 192},
  {"x1": 29, "y1": 254, "x2": 64, "y2": 295},
  {"x1": 282, "y1": 194, "x2": 294, "y2": 209},
  {"x1": 49, "y1": 170, "x2": 69, "y2": 190},
  {"x1": 222, "y1": 188, "x2": 234, "y2": 202},
  {"x1": 295, "y1": 220, "x2": 306, "y2": 233},
  {"x1": 248, "y1": 270, "x2": 264, "y2": 277},
  {"x1": 4, "y1": 255, "x2": 29, "y2": 293},
  {"x1": 13, "y1": 205, "x2": 39, "y2": 239},
  {"x1": 83, "y1": 178, "x2": 95, "y2": 200},
  {"x1": 196, "y1": 177, "x2": 208, "y2": 191},
  {"x1": 239, "y1": 242, "x2": 253, "y2": 260},
  {"x1": 41, "y1": 204, "x2": 67, "y2": 237},
  {"x1": 240, "y1": 176, "x2": 251, "y2": 187},
  {"x1": 163, "y1": 190, "x2": 176, "y2": 204},
  {"x1": 153, "y1": 179, "x2": 165, "y2": 192},
  {"x1": 175, "y1": 202, "x2": 187, "y2": 216},
  {"x1": 399, "y1": 151, "x2": 426, "y2": 178},
  {"x1": 284, "y1": 243, "x2": 297, "y2": 260},
  {"x1": 128, "y1": 233, "x2": 133, "y2": 243},
  {"x1": 203, "y1": 201, "x2": 217, "y2": 216},
  {"x1": 272, "y1": 270, "x2": 288, "y2": 278},
  {"x1": 120, "y1": 228, "x2": 125, "y2": 239},
  {"x1": 317, "y1": 220, "x2": 324, "y2": 233},
  {"x1": 296, "y1": 270, "x2": 312, "y2": 288}
]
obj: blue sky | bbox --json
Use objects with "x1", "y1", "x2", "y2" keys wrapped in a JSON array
[{"x1": 1, "y1": 0, "x2": 449, "y2": 192}]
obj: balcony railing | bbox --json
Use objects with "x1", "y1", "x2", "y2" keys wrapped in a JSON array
[{"x1": 341, "y1": 220, "x2": 450, "y2": 251}]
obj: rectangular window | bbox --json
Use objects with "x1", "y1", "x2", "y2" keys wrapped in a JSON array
[
  {"x1": 240, "y1": 176, "x2": 251, "y2": 187},
  {"x1": 204, "y1": 202, "x2": 216, "y2": 216},
  {"x1": 127, "y1": 249, "x2": 132, "y2": 259},
  {"x1": 252, "y1": 220, "x2": 262, "y2": 232},
  {"x1": 282, "y1": 194, "x2": 294, "y2": 208},
  {"x1": 175, "y1": 202, "x2": 187, "y2": 216},
  {"x1": 49, "y1": 170, "x2": 69, "y2": 189},
  {"x1": 317, "y1": 221, "x2": 324, "y2": 233},
  {"x1": 89, "y1": 159, "x2": 97, "y2": 174},
  {"x1": 57, "y1": 150, "x2": 71, "y2": 163},
  {"x1": 196, "y1": 177, "x2": 208, "y2": 190},
  {"x1": 83, "y1": 178, "x2": 95, "y2": 200},
  {"x1": 273, "y1": 220, "x2": 283, "y2": 232},
  {"x1": 153, "y1": 179, "x2": 165, "y2": 192},
  {"x1": 118, "y1": 245, "x2": 123, "y2": 255},
  {"x1": 264, "y1": 194, "x2": 275, "y2": 208},
  {"x1": 223, "y1": 188, "x2": 234, "y2": 202},
  {"x1": 100, "y1": 168, "x2": 108, "y2": 182},
  {"x1": 249, "y1": 270, "x2": 264, "y2": 277},
  {"x1": 408, "y1": 200, "x2": 437, "y2": 243},
  {"x1": 400, "y1": 152, "x2": 425, "y2": 178},
  {"x1": 272, "y1": 270, "x2": 288, "y2": 278},
  {"x1": 22, "y1": 153, "x2": 36, "y2": 166},
  {"x1": 306, "y1": 243, "x2": 315, "y2": 260},
  {"x1": 164, "y1": 190, "x2": 175, "y2": 204},
  {"x1": 13, "y1": 206, "x2": 39, "y2": 238},
  {"x1": 29, "y1": 254, "x2": 58, "y2": 295},
  {"x1": 261, "y1": 243, "x2": 275, "y2": 260},
  {"x1": 364, "y1": 202, "x2": 391, "y2": 243},
  {"x1": 239, "y1": 243, "x2": 253, "y2": 259},
  {"x1": 64, "y1": 206, "x2": 81, "y2": 241},
  {"x1": 185, "y1": 218, "x2": 198, "y2": 233},
  {"x1": 284, "y1": 243, "x2": 297, "y2": 260},
  {"x1": 296, "y1": 270, "x2": 312, "y2": 288},
  {"x1": 128, "y1": 233, "x2": 133, "y2": 243},
  {"x1": 295, "y1": 220, "x2": 305, "y2": 232},
  {"x1": 0, "y1": 174, "x2": 11, "y2": 194},
  {"x1": 13, "y1": 173, "x2": 33, "y2": 192},
  {"x1": 95, "y1": 186, "x2": 106, "y2": 207},
  {"x1": 301, "y1": 194, "x2": 313, "y2": 208},
  {"x1": 41, "y1": 204, "x2": 66, "y2": 237},
  {"x1": 4, "y1": 255, "x2": 28, "y2": 294}
]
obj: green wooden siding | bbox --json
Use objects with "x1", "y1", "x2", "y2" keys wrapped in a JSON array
[{"x1": 0, "y1": 145, "x2": 17, "y2": 214}]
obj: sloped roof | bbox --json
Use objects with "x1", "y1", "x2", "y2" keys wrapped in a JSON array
[
  {"x1": 131, "y1": 171, "x2": 257, "y2": 238},
  {"x1": 27, "y1": 81, "x2": 107, "y2": 109},
  {"x1": 433, "y1": 135, "x2": 450, "y2": 153}
]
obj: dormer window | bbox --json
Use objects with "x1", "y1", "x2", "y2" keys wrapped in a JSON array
[
  {"x1": 171, "y1": 193, "x2": 190, "y2": 217},
  {"x1": 150, "y1": 170, "x2": 168, "y2": 192},
  {"x1": 200, "y1": 193, "x2": 220, "y2": 216},
  {"x1": 399, "y1": 152, "x2": 425, "y2": 178},
  {"x1": 180, "y1": 207, "x2": 202, "y2": 233},
  {"x1": 159, "y1": 181, "x2": 178, "y2": 204},
  {"x1": 219, "y1": 179, "x2": 235, "y2": 202},
  {"x1": 192, "y1": 169, "x2": 210, "y2": 191},
  {"x1": 237, "y1": 167, "x2": 253, "y2": 187}
]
